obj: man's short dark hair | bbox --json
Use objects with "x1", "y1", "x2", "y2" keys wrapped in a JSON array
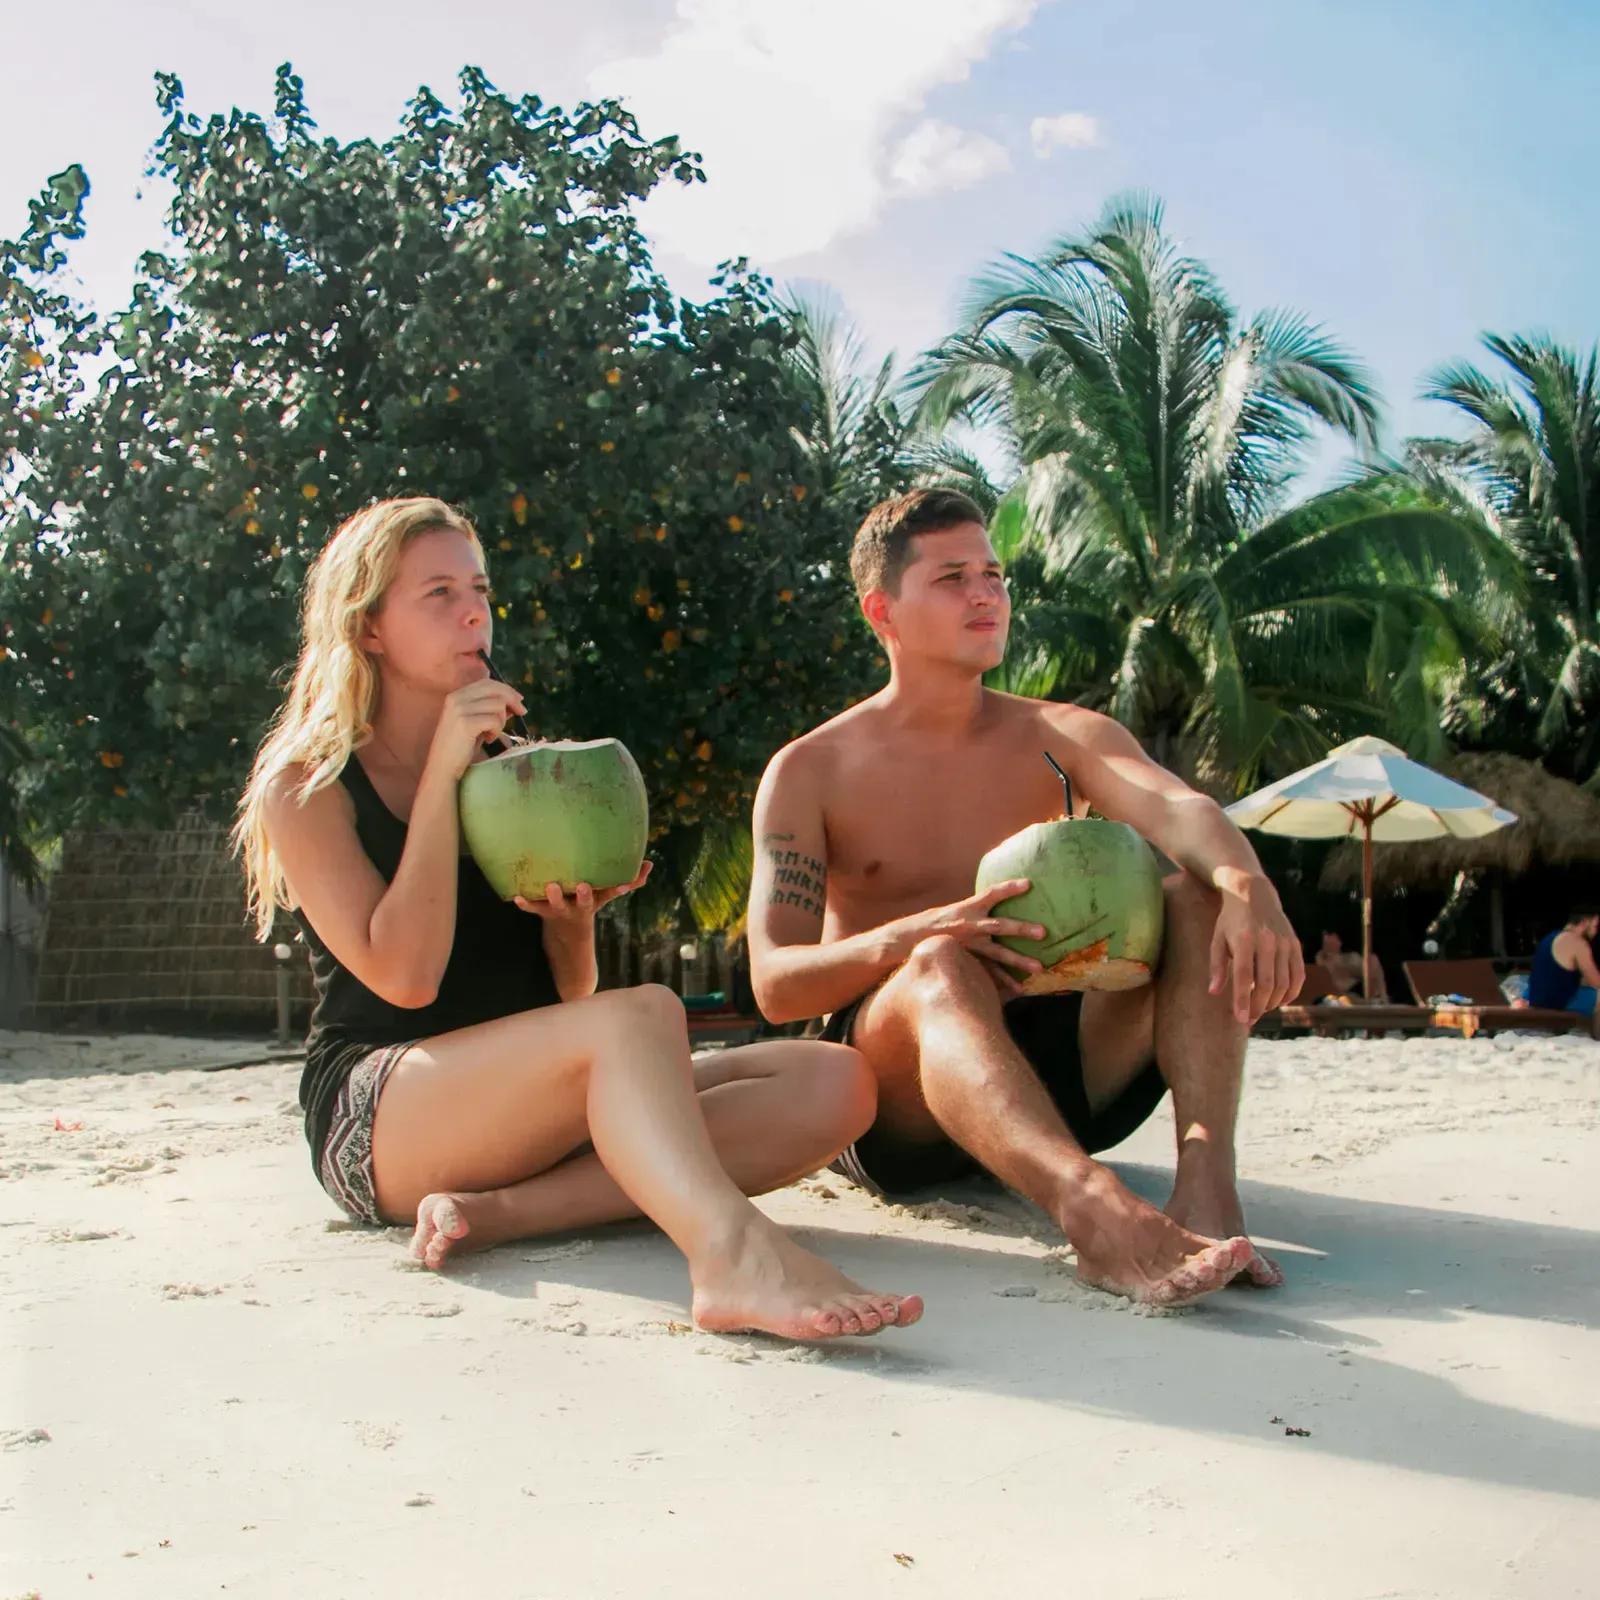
[
  {"x1": 850, "y1": 487, "x2": 987, "y2": 600},
  {"x1": 1567, "y1": 905, "x2": 1600, "y2": 926}
]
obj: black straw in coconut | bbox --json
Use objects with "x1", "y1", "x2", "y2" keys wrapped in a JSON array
[
  {"x1": 477, "y1": 648, "x2": 531, "y2": 743},
  {"x1": 1044, "y1": 751, "x2": 1073, "y2": 818}
]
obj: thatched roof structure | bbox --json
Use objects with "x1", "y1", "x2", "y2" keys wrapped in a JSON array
[{"x1": 1320, "y1": 753, "x2": 1600, "y2": 892}]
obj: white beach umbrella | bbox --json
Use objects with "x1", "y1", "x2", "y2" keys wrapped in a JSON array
[{"x1": 1225, "y1": 736, "x2": 1517, "y2": 1000}]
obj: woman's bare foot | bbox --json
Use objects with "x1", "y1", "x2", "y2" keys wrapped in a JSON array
[
  {"x1": 690, "y1": 1215, "x2": 924, "y2": 1341},
  {"x1": 1064, "y1": 1173, "x2": 1257, "y2": 1307},
  {"x1": 410, "y1": 1193, "x2": 473, "y2": 1270},
  {"x1": 1165, "y1": 1177, "x2": 1284, "y2": 1289}
]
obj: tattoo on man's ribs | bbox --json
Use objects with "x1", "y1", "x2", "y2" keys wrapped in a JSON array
[{"x1": 766, "y1": 846, "x2": 826, "y2": 918}]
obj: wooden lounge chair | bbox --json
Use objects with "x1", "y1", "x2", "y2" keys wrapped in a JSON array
[
  {"x1": 1256, "y1": 963, "x2": 1437, "y2": 1035},
  {"x1": 683, "y1": 999, "x2": 763, "y2": 1045},
  {"x1": 1401, "y1": 959, "x2": 1596, "y2": 1039}
]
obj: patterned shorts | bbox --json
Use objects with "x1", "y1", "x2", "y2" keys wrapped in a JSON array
[{"x1": 317, "y1": 1041, "x2": 415, "y2": 1224}]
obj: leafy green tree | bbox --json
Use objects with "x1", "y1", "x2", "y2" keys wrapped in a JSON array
[
  {"x1": 682, "y1": 286, "x2": 910, "y2": 929},
  {"x1": 909, "y1": 194, "x2": 1517, "y2": 793},
  {"x1": 0, "y1": 66, "x2": 900, "y2": 899},
  {"x1": 1420, "y1": 335, "x2": 1600, "y2": 782}
]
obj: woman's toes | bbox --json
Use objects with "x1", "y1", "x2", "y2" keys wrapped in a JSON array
[
  {"x1": 833, "y1": 1305, "x2": 865, "y2": 1336},
  {"x1": 850, "y1": 1300, "x2": 884, "y2": 1334}
]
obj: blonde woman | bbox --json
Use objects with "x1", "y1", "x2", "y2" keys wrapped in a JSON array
[{"x1": 236, "y1": 497, "x2": 921, "y2": 1340}]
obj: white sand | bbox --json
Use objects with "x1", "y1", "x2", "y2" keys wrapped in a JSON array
[{"x1": 3, "y1": 1026, "x2": 1597, "y2": 1598}]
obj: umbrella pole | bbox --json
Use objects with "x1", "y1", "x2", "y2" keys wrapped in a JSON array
[{"x1": 1361, "y1": 811, "x2": 1374, "y2": 1002}]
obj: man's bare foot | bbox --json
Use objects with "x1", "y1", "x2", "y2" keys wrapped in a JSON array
[
  {"x1": 1065, "y1": 1173, "x2": 1257, "y2": 1306},
  {"x1": 690, "y1": 1215, "x2": 924, "y2": 1341},
  {"x1": 1165, "y1": 1180, "x2": 1284, "y2": 1289},
  {"x1": 411, "y1": 1193, "x2": 473, "y2": 1271}
]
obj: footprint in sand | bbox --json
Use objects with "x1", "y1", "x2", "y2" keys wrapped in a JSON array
[
  {"x1": 518, "y1": 1240, "x2": 594, "y2": 1265},
  {"x1": 161, "y1": 1282, "x2": 226, "y2": 1300},
  {"x1": 2, "y1": 1427, "x2": 51, "y2": 1449},
  {"x1": 46, "y1": 1228, "x2": 121, "y2": 1244}
]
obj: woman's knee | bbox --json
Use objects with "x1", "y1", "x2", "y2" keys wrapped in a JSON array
[
  {"x1": 817, "y1": 1045, "x2": 879, "y2": 1141},
  {"x1": 594, "y1": 982, "x2": 686, "y2": 1040}
]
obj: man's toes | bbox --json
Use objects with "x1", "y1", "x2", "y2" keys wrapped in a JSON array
[
  {"x1": 1156, "y1": 1240, "x2": 1245, "y2": 1306},
  {"x1": 893, "y1": 1294, "x2": 925, "y2": 1327},
  {"x1": 1237, "y1": 1250, "x2": 1284, "y2": 1288}
]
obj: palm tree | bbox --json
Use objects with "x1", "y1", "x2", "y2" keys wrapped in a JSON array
[
  {"x1": 776, "y1": 283, "x2": 905, "y2": 503},
  {"x1": 1421, "y1": 335, "x2": 1600, "y2": 783},
  {"x1": 909, "y1": 194, "x2": 1517, "y2": 794}
]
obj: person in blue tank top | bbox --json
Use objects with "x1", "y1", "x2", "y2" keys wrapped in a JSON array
[
  {"x1": 234, "y1": 497, "x2": 922, "y2": 1342},
  {"x1": 1527, "y1": 906, "x2": 1600, "y2": 1015}
]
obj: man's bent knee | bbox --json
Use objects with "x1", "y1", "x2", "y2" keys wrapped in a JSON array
[
  {"x1": 902, "y1": 934, "x2": 988, "y2": 990},
  {"x1": 1163, "y1": 872, "x2": 1220, "y2": 926}
]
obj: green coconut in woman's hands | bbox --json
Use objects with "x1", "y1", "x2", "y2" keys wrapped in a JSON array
[
  {"x1": 974, "y1": 816, "x2": 1165, "y2": 994},
  {"x1": 459, "y1": 738, "x2": 649, "y2": 899}
]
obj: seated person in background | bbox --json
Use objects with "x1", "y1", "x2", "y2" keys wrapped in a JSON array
[
  {"x1": 1527, "y1": 907, "x2": 1600, "y2": 1015},
  {"x1": 1315, "y1": 929, "x2": 1389, "y2": 1002}
]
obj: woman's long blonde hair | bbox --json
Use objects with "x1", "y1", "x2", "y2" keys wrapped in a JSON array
[{"x1": 234, "y1": 496, "x2": 483, "y2": 939}]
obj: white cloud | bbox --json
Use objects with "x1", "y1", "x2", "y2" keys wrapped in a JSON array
[
  {"x1": 590, "y1": 0, "x2": 1046, "y2": 265},
  {"x1": 1030, "y1": 111, "x2": 1103, "y2": 157},
  {"x1": 889, "y1": 119, "x2": 1011, "y2": 196}
]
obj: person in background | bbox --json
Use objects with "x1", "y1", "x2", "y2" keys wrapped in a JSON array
[
  {"x1": 1527, "y1": 906, "x2": 1600, "y2": 1016},
  {"x1": 1315, "y1": 929, "x2": 1389, "y2": 1002}
]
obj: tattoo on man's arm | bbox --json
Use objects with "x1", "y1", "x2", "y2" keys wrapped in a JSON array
[{"x1": 764, "y1": 846, "x2": 826, "y2": 919}]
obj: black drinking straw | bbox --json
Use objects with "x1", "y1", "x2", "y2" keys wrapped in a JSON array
[
  {"x1": 1044, "y1": 751, "x2": 1073, "y2": 818},
  {"x1": 477, "y1": 648, "x2": 531, "y2": 742}
]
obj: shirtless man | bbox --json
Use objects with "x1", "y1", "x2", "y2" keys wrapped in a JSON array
[
  {"x1": 1316, "y1": 930, "x2": 1389, "y2": 1002},
  {"x1": 747, "y1": 488, "x2": 1303, "y2": 1308}
]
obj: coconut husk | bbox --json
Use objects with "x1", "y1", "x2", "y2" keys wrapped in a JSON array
[{"x1": 1319, "y1": 752, "x2": 1600, "y2": 892}]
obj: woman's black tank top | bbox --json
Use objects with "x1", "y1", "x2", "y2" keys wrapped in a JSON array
[{"x1": 292, "y1": 750, "x2": 561, "y2": 1169}]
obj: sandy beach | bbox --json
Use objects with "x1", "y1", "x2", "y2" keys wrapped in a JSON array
[{"x1": 3, "y1": 1025, "x2": 1596, "y2": 1598}]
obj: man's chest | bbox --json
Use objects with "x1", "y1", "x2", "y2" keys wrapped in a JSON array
[{"x1": 823, "y1": 780, "x2": 1060, "y2": 905}]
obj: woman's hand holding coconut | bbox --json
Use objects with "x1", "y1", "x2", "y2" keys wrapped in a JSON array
[
  {"x1": 513, "y1": 861, "x2": 654, "y2": 925},
  {"x1": 515, "y1": 864, "x2": 654, "y2": 1003}
]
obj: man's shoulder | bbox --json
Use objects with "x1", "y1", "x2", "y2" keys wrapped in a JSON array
[
  {"x1": 997, "y1": 693, "x2": 1125, "y2": 751},
  {"x1": 764, "y1": 698, "x2": 882, "y2": 779}
]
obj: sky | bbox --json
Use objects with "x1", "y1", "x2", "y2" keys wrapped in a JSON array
[{"x1": 5, "y1": 0, "x2": 1597, "y2": 478}]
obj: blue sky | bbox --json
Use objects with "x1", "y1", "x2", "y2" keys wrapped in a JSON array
[{"x1": 5, "y1": 0, "x2": 1596, "y2": 476}]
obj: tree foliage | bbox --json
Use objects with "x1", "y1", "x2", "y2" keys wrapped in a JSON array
[
  {"x1": 1420, "y1": 335, "x2": 1600, "y2": 782},
  {"x1": 910, "y1": 194, "x2": 1518, "y2": 792},
  {"x1": 0, "y1": 67, "x2": 901, "y2": 892}
]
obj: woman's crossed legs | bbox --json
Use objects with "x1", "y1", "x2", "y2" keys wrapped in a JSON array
[{"x1": 368, "y1": 985, "x2": 923, "y2": 1341}]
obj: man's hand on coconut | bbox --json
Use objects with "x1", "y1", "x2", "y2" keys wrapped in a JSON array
[
  {"x1": 1207, "y1": 871, "x2": 1303, "y2": 1024},
  {"x1": 900, "y1": 879, "x2": 1046, "y2": 979},
  {"x1": 513, "y1": 860, "x2": 653, "y2": 923}
]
